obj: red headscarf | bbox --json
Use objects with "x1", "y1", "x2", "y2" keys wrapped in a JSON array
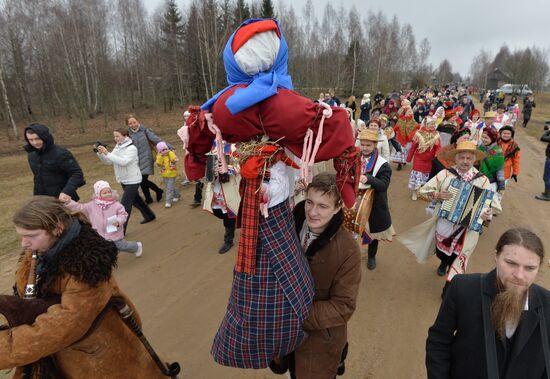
[{"x1": 483, "y1": 127, "x2": 499, "y2": 144}]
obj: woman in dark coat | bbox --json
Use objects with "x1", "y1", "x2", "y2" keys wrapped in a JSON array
[
  {"x1": 359, "y1": 93, "x2": 372, "y2": 122},
  {"x1": 522, "y1": 95, "x2": 536, "y2": 128}
]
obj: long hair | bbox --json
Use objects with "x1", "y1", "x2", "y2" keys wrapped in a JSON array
[
  {"x1": 496, "y1": 228, "x2": 544, "y2": 263},
  {"x1": 13, "y1": 196, "x2": 88, "y2": 234},
  {"x1": 492, "y1": 228, "x2": 544, "y2": 339}
]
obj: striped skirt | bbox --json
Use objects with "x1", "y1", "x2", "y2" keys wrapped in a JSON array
[{"x1": 211, "y1": 200, "x2": 315, "y2": 368}]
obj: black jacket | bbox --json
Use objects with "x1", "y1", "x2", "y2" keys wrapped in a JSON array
[
  {"x1": 24, "y1": 124, "x2": 85, "y2": 201},
  {"x1": 359, "y1": 101, "x2": 371, "y2": 122},
  {"x1": 427, "y1": 270, "x2": 550, "y2": 379},
  {"x1": 541, "y1": 130, "x2": 550, "y2": 158},
  {"x1": 523, "y1": 100, "x2": 536, "y2": 117},
  {"x1": 364, "y1": 158, "x2": 392, "y2": 233}
]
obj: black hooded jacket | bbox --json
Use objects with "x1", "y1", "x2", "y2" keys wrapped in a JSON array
[
  {"x1": 541, "y1": 130, "x2": 550, "y2": 158},
  {"x1": 24, "y1": 124, "x2": 85, "y2": 201}
]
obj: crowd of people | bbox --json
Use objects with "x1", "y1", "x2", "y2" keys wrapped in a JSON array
[{"x1": 2, "y1": 17, "x2": 550, "y2": 379}]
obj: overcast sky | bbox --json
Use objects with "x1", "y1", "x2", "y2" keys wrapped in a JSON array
[{"x1": 143, "y1": 0, "x2": 550, "y2": 76}]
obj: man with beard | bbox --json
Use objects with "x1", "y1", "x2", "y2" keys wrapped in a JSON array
[{"x1": 426, "y1": 228, "x2": 550, "y2": 379}]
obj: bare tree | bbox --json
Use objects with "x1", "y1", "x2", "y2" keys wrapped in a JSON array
[
  {"x1": 469, "y1": 49, "x2": 493, "y2": 89},
  {"x1": 436, "y1": 59, "x2": 453, "y2": 85},
  {"x1": 0, "y1": 53, "x2": 18, "y2": 138}
]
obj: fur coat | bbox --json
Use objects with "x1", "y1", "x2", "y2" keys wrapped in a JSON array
[{"x1": 0, "y1": 223, "x2": 169, "y2": 378}]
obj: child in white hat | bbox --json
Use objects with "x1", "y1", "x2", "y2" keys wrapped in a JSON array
[{"x1": 63, "y1": 180, "x2": 143, "y2": 256}]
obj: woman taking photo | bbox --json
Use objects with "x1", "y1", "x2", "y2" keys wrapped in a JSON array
[{"x1": 96, "y1": 128, "x2": 156, "y2": 229}]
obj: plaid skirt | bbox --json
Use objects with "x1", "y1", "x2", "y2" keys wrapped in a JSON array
[{"x1": 211, "y1": 200, "x2": 315, "y2": 368}]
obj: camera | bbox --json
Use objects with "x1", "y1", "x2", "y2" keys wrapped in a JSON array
[{"x1": 93, "y1": 141, "x2": 107, "y2": 153}]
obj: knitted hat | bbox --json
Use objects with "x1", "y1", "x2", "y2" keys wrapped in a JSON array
[
  {"x1": 484, "y1": 111, "x2": 497, "y2": 118},
  {"x1": 94, "y1": 180, "x2": 111, "y2": 198},
  {"x1": 358, "y1": 129, "x2": 379, "y2": 142},
  {"x1": 499, "y1": 125, "x2": 515, "y2": 138},
  {"x1": 156, "y1": 141, "x2": 169, "y2": 153}
]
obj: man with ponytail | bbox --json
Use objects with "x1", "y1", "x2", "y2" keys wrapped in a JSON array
[
  {"x1": 0, "y1": 196, "x2": 173, "y2": 378},
  {"x1": 426, "y1": 228, "x2": 550, "y2": 379}
]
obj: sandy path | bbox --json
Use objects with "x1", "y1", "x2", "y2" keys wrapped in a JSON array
[{"x1": 1, "y1": 126, "x2": 549, "y2": 379}]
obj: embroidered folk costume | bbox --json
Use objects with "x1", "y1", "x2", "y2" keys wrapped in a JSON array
[
  {"x1": 357, "y1": 129, "x2": 394, "y2": 270},
  {"x1": 406, "y1": 117, "x2": 441, "y2": 200},
  {"x1": 479, "y1": 127, "x2": 506, "y2": 195},
  {"x1": 393, "y1": 108, "x2": 419, "y2": 166},
  {"x1": 465, "y1": 109, "x2": 485, "y2": 146},
  {"x1": 398, "y1": 141, "x2": 502, "y2": 293},
  {"x1": 203, "y1": 141, "x2": 241, "y2": 254}
]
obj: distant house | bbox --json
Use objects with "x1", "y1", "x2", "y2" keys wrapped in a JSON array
[{"x1": 487, "y1": 68, "x2": 511, "y2": 90}]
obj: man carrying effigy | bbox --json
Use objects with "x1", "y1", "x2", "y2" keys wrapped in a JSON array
[
  {"x1": 399, "y1": 140, "x2": 502, "y2": 299},
  {"x1": 0, "y1": 196, "x2": 179, "y2": 378},
  {"x1": 183, "y1": 18, "x2": 359, "y2": 369}
]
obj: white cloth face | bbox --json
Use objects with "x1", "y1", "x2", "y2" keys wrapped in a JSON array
[
  {"x1": 234, "y1": 31, "x2": 280, "y2": 76},
  {"x1": 267, "y1": 161, "x2": 290, "y2": 208}
]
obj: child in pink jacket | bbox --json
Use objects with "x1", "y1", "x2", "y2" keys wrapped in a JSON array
[{"x1": 64, "y1": 180, "x2": 143, "y2": 256}]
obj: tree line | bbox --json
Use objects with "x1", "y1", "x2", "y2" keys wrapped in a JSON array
[
  {"x1": 0, "y1": 0, "x2": 548, "y2": 139},
  {"x1": 469, "y1": 45, "x2": 549, "y2": 91}
]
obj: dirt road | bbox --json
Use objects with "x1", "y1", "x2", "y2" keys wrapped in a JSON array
[{"x1": 1, "y1": 127, "x2": 549, "y2": 379}]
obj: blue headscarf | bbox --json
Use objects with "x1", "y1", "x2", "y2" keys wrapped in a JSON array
[{"x1": 201, "y1": 18, "x2": 293, "y2": 115}]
